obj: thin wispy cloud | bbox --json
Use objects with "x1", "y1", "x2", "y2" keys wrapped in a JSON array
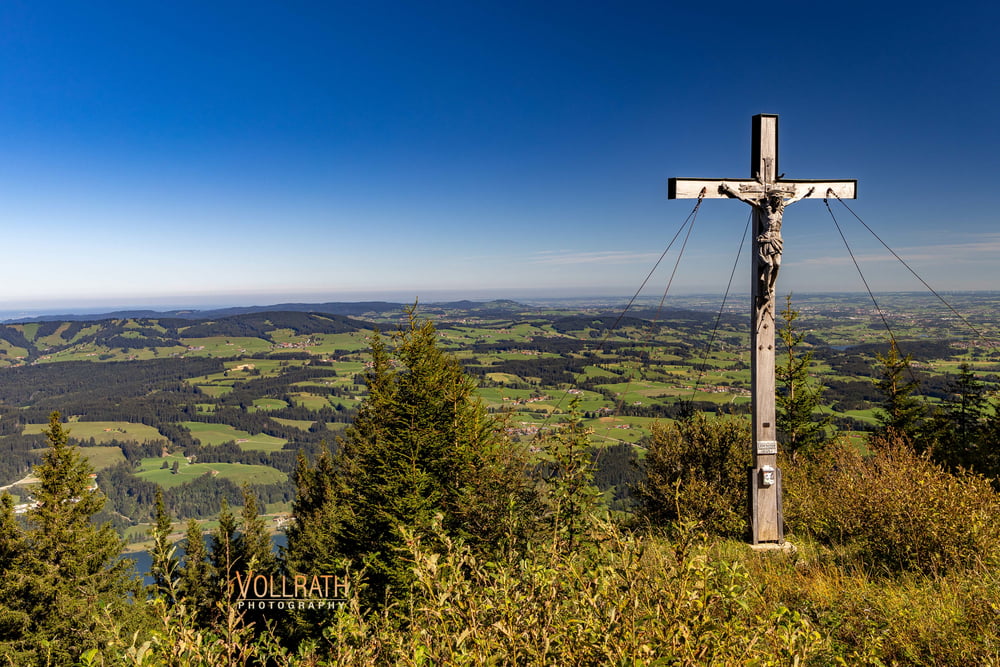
[
  {"x1": 530, "y1": 250, "x2": 662, "y2": 266},
  {"x1": 793, "y1": 234, "x2": 1000, "y2": 268}
]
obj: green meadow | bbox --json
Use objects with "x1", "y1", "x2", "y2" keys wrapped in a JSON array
[
  {"x1": 78, "y1": 446, "x2": 127, "y2": 470},
  {"x1": 272, "y1": 417, "x2": 315, "y2": 431},
  {"x1": 22, "y1": 421, "x2": 167, "y2": 444},
  {"x1": 250, "y1": 398, "x2": 289, "y2": 411},
  {"x1": 288, "y1": 393, "x2": 335, "y2": 410},
  {"x1": 136, "y1": 453, "x2": 286, "y2": 488},
  {"x1": 180, "y1": 336, "x2": 273, "y2": 356},
  {"x1": 181, "y1": 422, "x2": 286, "y2": 452}
]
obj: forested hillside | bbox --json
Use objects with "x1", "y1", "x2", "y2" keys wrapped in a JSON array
[
  {"x1": 1, "y1": 296, "x2": 997, "y2": 530},
  {"x1": 2, "y1": 298, "x2": 1000, "y2": 664}
]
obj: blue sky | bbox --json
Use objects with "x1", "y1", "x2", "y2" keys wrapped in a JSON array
[{"x1": 1, "y1": 0, "x2": 998, "y2": 312}]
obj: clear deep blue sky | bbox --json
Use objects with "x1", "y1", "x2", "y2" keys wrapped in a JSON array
[{"x1": 1, "y1": 0, "x2": 998, "y2": 312}]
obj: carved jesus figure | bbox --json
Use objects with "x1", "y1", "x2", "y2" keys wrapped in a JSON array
[{"x1": 720, "y1": 183, "x2": 814, "y2": 317}]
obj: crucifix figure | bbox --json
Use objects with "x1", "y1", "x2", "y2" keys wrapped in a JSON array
[
  {"x1": 668, "y1": 114, "x2": 857, "y2": 545},
  {"x1": 720, "y1": 182, "x2": 814, "y2": 320}
]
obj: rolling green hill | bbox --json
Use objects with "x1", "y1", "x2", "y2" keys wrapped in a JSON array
[{"x1": 0, "y1": 294, "x2": 996, "y2": 532}]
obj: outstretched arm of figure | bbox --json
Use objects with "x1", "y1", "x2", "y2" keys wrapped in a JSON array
[
  {"x1": 783, "y1": 186, "x2": 815, "y2": 206},
  {"x1": 719, "y1": 182, "x2": 757, "y2": 205}
]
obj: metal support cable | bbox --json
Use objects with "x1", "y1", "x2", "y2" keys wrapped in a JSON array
[
  {"x1": 824, "y1": 197, "x2": 901, "y2": 350},
  {"x1": 535, "y1": 194, "x2": 707, "y2": 436},
  {"x1": 829, "y1": 192, "x2": 996, "y2": 349},
  {"x1": 690, "y1": 212, "x2": 751, "y2": 403},
  {"x1": 608, "y1": 192, "x2": 706, "y2": 334},
  {"x1": 606, "y1": 194, "x2": 704, "y2": 423}
]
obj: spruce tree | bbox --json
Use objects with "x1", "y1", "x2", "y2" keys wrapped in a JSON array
[
  {"x1": 943, "y1": 363, "x2": 988, "y2": 446},
  {"x1": 234, "y1": 486, "x2": 275, "y2": 575},
  {"x1": 229, "y1": 486, "x2": 276, "y2": 633},
  {"x1": 873, "y1": 341, "x2": 925, "y2": 441},
  {"x1": 928, "y1": 363, "x2": 990, "y2": 472},
  {"x1": 286, "y1": 309, "x2": 536, "y2": 607},
  {"x1": 0, "y1": 493, "x2": 18, "y2": 569},
  {"x1": 209, "y1": 498, "x2": 239, "y2": 612},
  {"x1": 283, "y1": 447, "x2": 345, "y2": 578},
  {"x1": 282, "y1": 447, "x2": 350, "y2": 641},
  {"x1": 0, "y1": 412, "x2": 146, "y2": 665},
  {"x1": 149, "y1": 488, "x2": 179, "y2": 605},
  {"x1": 776, "y1": 296, "x2": 829, "y2": 456},
  {"x1": 177, "y1": 518, "x2": 213, "y2": 624},
  {"x1": 0, "y1": 493, "x2": 29, "y2": 644}
]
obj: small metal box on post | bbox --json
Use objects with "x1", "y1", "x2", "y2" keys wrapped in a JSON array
[{"x1": 668, "y1": 114, "x2": 857, "y2": 545}]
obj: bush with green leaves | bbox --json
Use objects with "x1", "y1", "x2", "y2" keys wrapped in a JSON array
[
  {"x1": 637, "y1": 413, "x2": 751, "y2": 537},
  {"x1": 784, "y1": 432, "x2": 1000, "y2": 572},
  {"x1": 315, "y1": 518, "x2": 828, "y2": 665}
]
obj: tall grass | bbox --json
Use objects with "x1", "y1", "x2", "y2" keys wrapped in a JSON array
[
  {"x1": 77, "y1": 428, "x2": 1000, "y2": 665},
  {"x1": 80, "y1": 522, "x2": 1000, "y2": 665},
  {"x1": 317, "y1": 519, "x2": 828, "y2": 665},
  {"x1": 784, "y1": 432, "x2": 1000, "y2": 573}
]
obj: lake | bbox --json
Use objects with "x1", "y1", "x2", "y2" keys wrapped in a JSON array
[{"x1": 125, "y1": 533, "x2": 288, "y2": 586}]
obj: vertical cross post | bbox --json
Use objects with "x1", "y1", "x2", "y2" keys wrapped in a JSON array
[
  {"x1": 668, "y1": 114, "x2": 857, "y2": 545},
  {"x1": 749, "y1": 114, "x2": 781, "y2": 543}
]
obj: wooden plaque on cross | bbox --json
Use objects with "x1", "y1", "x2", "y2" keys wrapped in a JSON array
[{"x1": 668, "y1": 113, "x2": 857, "y2": 545}]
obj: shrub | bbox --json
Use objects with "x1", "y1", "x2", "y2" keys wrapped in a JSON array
[
  {"x1": 317, "y1": 519, "x2": 829, "y2": 665},
  {"x1": 637, "y1": 413, "x2": 751, "y2": 537},
  {"x1": 741, "y1": 540, "x2": 1000, "y2": 664},
  {"x1": 784, "y1": 432, "x2": 1000, "y2": 572}
]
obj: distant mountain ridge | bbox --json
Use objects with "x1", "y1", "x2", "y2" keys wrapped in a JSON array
[{"x1": 2, "y1": 299, "x2": 529, "y2": 324}]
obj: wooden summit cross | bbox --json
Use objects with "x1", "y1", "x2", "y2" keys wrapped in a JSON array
[{"x1": 668, "y1": 114, "x2": 857, "y2": 545}]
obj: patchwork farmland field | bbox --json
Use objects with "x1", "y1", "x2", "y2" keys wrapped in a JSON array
[{"x1": 1, "y1": 294, "x2": 997, "y2": 532}]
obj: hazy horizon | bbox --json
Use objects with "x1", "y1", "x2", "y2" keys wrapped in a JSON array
[{"x1": 2, "y1": 287, "x2": 997, "y2": 323}]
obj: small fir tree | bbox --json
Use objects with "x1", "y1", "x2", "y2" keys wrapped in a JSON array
[
  {"x1": 178, "y1": 518, "x2": 213, "y2": 624},
  {"x1": 149, "y1": 488, "x2": 180, "y2": 605},
  {"x1": 283, "y1": 447, "x2": 346, "y2": 579},
  {"x1": 229, "y1": 486, "x2": 276, "y2": 633},
  {"x1": 234, "y1": 485, "x2": 275, "y2": 575},
  {"x1": 282, "y1": 447, "x2": 351, "y2": 642},
  {"x1": 873, "y1": 341, "x2": 925, "y2": 441},
  {"x1": 0, "y1": 493, "x2": 19, "y2": 569},
  {"x1": 928, "y1": 363, "x2": 990, "y2": 473},
  {"x1": 209, "y1": 498, "x2": 239, "y2": 617},
  {"x1": 0, "y1": 493, "x2": 29, "y2": 644},
  {"x1": 776, "y1": 296, "x2": 829, "y2": 456},
  {"x1": 539, "y1": 396, "x2": 602, "y2": 552}
]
